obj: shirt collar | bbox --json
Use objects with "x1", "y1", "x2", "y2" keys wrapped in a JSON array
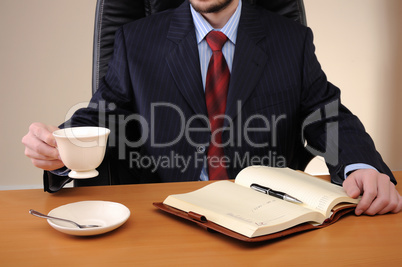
[{"x1": 190, "y1": 0, "x2": 242, "y2": 45}]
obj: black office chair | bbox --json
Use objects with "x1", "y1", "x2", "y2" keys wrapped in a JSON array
[{"x1": 68, "y1": 0, "x2": 311, "y2": 189}]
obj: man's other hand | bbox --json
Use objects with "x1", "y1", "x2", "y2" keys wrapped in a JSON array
[{"x1": 343, "y1": 169, "x2": 402, "y2": 215}]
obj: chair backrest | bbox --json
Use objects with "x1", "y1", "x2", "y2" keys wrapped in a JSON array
[{"x1": 92, "y1": 0, "x2": 307, "y2": 94}]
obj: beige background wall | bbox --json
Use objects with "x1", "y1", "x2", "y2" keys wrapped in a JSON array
[{"x1": 0, "y1": 0, "x2": 401, "y2": 190}]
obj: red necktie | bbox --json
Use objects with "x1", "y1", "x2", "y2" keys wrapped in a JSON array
[{"x1": 205, "y1": 31, "x2": 229, "y2": 180}]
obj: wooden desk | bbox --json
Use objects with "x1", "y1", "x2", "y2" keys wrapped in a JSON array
[{"x1": 1, "y1": 172, "x2": 401, "y2": 266}]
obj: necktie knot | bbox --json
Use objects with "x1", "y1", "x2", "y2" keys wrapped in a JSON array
[{"x1": 206, "y1": 31, "x2": 228, "y2": 51}]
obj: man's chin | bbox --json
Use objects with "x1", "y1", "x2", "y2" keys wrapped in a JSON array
[{"x1": 190, "y1": 0, "x2": 234, "y2": 14}]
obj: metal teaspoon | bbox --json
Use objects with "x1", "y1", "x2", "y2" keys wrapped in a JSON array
[{"x1": 29, "y1": 209, "x2": 101, "y2": 228}]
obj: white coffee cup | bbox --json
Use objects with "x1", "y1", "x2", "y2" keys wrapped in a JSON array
[{"x1": 53, "y1": 126, "x2": 110, "y2": 179}]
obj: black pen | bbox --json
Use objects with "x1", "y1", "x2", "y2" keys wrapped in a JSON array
[{"x1": 250, "y1": 183, "x2": 303, "y2": 204}]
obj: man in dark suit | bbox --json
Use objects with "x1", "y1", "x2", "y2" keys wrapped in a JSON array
[{"x1": 22, "y1": 0, "x2": 401, "y2": 215}]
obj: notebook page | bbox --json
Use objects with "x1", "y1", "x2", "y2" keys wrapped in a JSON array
[
  {"x1": 235, "y1": 166, "x2": 358, "y2": 217},
  {"x1": 164, "y1": 180, "x2": 325, "y2": 237}
]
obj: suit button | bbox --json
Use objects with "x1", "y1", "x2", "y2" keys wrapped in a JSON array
[{"x1": 196, "y1": 146, "x2": 206, "y2": 153}]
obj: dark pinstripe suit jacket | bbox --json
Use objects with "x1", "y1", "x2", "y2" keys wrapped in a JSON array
[{"x1": 45, "y1": 1, "x2": 394, "y2": 192}]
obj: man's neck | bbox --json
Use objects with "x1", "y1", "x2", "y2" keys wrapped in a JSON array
[{"x1": 194, "y1": 0, "x2": 239, "y2": 29}]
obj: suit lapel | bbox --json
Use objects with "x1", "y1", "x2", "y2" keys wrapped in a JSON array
[
  {"x1": 166, "y1": 1, "x2": 208, "y2": 123},
  {"x1": 165, "y1": 1, "x2": 269, "y2": 127},
  {"x1": 225, "y1": 3, "x2": 268, "y2": 126}
]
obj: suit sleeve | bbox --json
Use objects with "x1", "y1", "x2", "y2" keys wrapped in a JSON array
[{"x1": 300, "y1": 28, "x2": 395, "y2": 185}]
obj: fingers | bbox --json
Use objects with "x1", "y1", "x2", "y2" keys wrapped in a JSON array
[
  {"x1": 343, "y1": 169, "x2": 402, "y2": 216},
  {"x1": 343, "y1": 176, "x2": 362, "y2": 199},
  {"x1": 361, "y1": 173, "x2": 391, "y2": 215},
  {"x1": 343, "y1": 170, "x2": 377, "y2": 215},
  {"x1": 23, "y1": 133, "x2": 57, "y2": 160},
  {"x1": 392, "y1": 192, "x2": 402, "y2": 214},
  {"x1": 22, "y1": 122, "x2": 64, "y2": 171},
  {"x1": 30, "y1": 122, "x2": 58, "y2": 147},
  {"x1": 29, "y1": 158, "x2": 65, "y2": 171}
]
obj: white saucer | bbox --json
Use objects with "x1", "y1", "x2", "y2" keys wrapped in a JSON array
[{"x1": 47, "y1": 201, "x2": 130, "y2": 236}]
